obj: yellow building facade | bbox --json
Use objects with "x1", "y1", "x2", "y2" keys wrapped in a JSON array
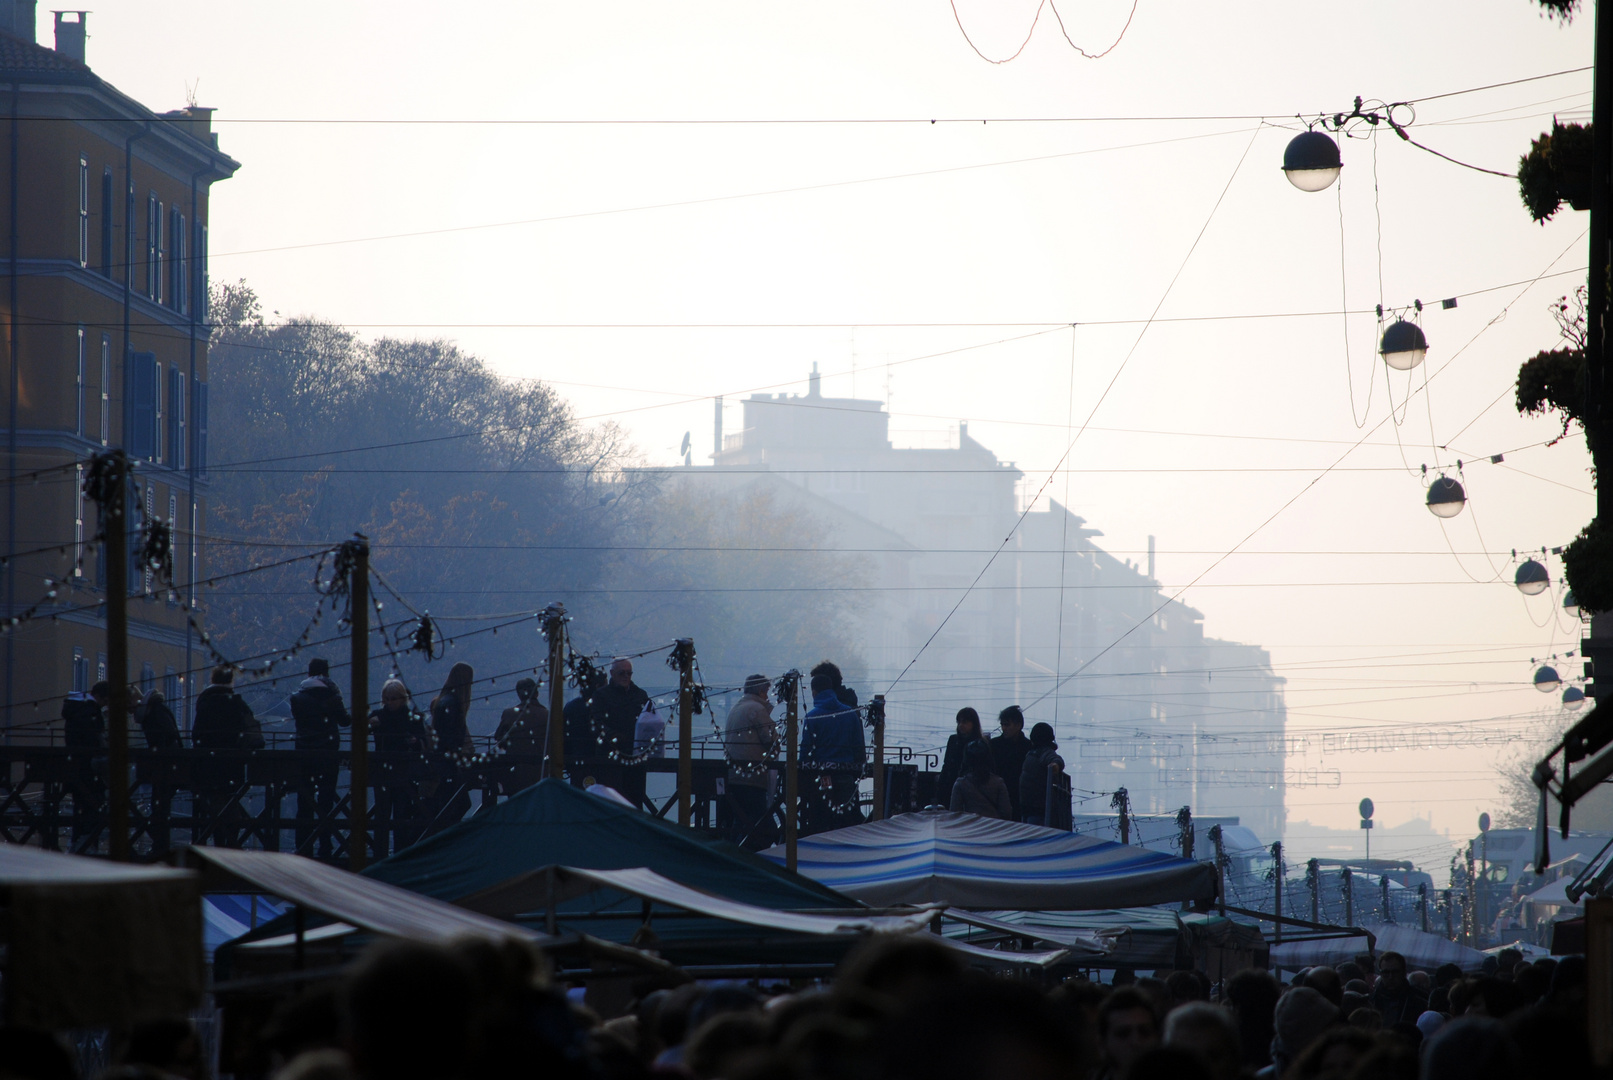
[{"x1": 0, "y1": 5, "x2": 238, "y2": 740}]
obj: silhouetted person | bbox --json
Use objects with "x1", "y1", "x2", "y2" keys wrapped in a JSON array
[
  {"x1": 61, "y1": 680, "x2": 108, "y2": 847},
  {"x1": 989, "y1": 705, "x2": 1031, "y2": 819},
  {"x1": 800, "y1": 665, "x2": 864, "y2": 831},
  {"x1": 1019, "y1": 722, "x2": 1065, "y2": 825},
  {"x1": 370, "y1": 679, "x2": 428, "y2": 855},
  {"x1": 949, "y1": 739, "x2": 1013, "y2": 819},
  {"x1": 590, "y1": 657, "x2": 651, "y2": 808},
  {"x1": 936, "y1": 707, "x2": 986, "y2": 806},
  {"x1": 342, "y1": 941, "x2": 477, "y2": 1080},
  {"x1": 723, "y1": 674, "x2": 776, "y2": 848},
  {"x1": 290, "y1": 657, "x2": 350, "y2": 858},
  {"x1": 1098, "y1": 987, "x2": 1160, "y2": 1080},
  {"x1": 192, "y1": 665, "x2": 255, "y2": 846},
  {"x1": 493, "y1": 677, "x2": 547, "y2": 795},
  {"x1": 426, "y1": 663, "x2": 474, "y2": 832},
  {"x1": 136, "y1": 687, "x2": 182, "y2": 854},
  {"x1": 1368, "y1": 950, "x2": 1426, "y2": 1026}
]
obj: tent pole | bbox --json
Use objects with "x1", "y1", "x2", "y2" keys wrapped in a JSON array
[
  {"x1": 675, "y1": 639, "x2": 693, "y2": 827},
  {"x1": 349, "y1": 537, "x2": 369, "y2": 872},
  {"x1": 544, "y1": 604, "x2": 567, "y2": 782}
]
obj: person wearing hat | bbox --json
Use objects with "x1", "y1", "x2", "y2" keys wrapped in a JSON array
[
  {"x1": 722, "y1": 674, "x2": 777, "y2": 849},
  {"x1": 289, "y1": 657, "x2": 351, "y2": 858}
]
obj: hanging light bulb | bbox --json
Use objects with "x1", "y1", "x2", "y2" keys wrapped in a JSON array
[
  {"x1": 1563, "y1": 685, "x2": 1587, "y2": 710},
  {"x1": 1515, "y1": 559, "x2": 1550, "y2": 596},
  {"x1": 1282, "y1": 130, "x2": 1343, "y2": 192},
  {"x1": 1380, "y1": 320, "x2": 1429, "y2": 371},
  {"x1": 1426, "y1": 476, "x2": 1466, "y2": 518},
  {"x1": 1535, "y1": 665, "x2": 1562, "y2": 693},
  {"x1": 1564, "y1": 589, "x2": 1582, "y2": 620}
]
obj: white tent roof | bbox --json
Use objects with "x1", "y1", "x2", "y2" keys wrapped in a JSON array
[{"x1": 1270, "y1": 923, "x2": 1486, "y2": 973}]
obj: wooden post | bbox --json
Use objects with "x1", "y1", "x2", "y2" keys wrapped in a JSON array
[
  {"x1": 348, "y1": 537, "x2": 369, "y2": 872},
  {"x1": 1271, "y1": 841, "x2": 1283, "y2": 945},
  {"x1": 1343, "y1": 866, "x2": 1354, "y2": 927},
  {"x1": 870, "y1": 694, "x2": 885, "y2": 822},
  {"x1": 1209, "y1": 824, "x2": 1226, "y2": 916},
  {"x1": 675, "y1": 638, "x2": 693, "y2": 827},
  {"x1": 544, "y1": 604, "x2": 566, "y2": 780},
  {"x1": 1114, "y1": 787, "x2": 1130, "y2": 844},
  {"x1": 1419, "y1": 883, "x2": 1429, "y2": 933},
  {"x1": 782, "y1": 670, "x2": 800, "y2": 872},
  {"x1": 105, "y1": 451, "x2": 130, "y2": 861}
]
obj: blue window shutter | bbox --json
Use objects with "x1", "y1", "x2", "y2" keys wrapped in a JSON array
[
  {"x1": 196, "y1": 380, "x2": 208, "y2": 472},
  {"x1": 129, "y1": 351, "x2": 156, "y2": 459},
  {"x1": 167, "y1": 366, "x2": 182, "y2": 469}
]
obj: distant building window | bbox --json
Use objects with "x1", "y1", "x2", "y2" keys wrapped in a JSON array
[
  {"x1": 146, "y1": 194, "x2": 158, "y2": 300},
  {"x1": 169, "y1": 208, "x2": 187, "y2": 314},
  {"x1": 167, "y1": 494, "x2": 178, "y2": 604},
  {"x1": 167, "y1": 364, "x2": 184, "y2": 470},
  {"x1": 140, "y1": 662, "x2": 155, "y2": 696},
  {"x1": 194, "y1": 379, "x2": 208, "y2": 472},
  {"x1": 75, "y1": 326, "x2": 85, "y2": 437},
  {"x1": 165, "y1": 667, "x2": 180, "y2": 707},
  {"x1": 97, "y1": 652, "x2": 107, "y2": 683},
  {"x1": 196, "y1": 223, "x2": 207, "y2": 320},
  {"x1": 72, "y1": 648, "x2": 90, "y2": 694},
  {"x1": 154, "y1": 200, "x2": 165, "y2": 305},
  {"x1": 99, "y1": 335, "x2": 110, "y2": 445},
  {"x1": 78, "y1": 156, "x2": 88, "y2": 267},
  {"x1": 100, "y1": 168, "x2": 113, "y2": 276},
  {"x1": 127, "y1": 351, "x2": 158, "y2": 460},
  {"x1": 74, "y1": 463, "x2": 84, "y2": 578}
]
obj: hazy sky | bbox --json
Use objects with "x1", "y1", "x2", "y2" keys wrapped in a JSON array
[{"x1": 68, "y1": 0, "x2": 1597, "y2": 858}]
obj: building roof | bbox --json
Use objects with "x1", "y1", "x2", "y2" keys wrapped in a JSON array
[{"x1": 0, "y1": 27, "x2": 95, "y2": 83}]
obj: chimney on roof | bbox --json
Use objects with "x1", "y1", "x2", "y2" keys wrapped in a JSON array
[
  {"x1": 0, "y1": 0, "x2": 35, "y2": 42},
  {"x1": 809, "y1": 362, "x2": 820, "y2": 398},
  {"x1": 52, "y1": 9, "x2": 84, "y2": 63}
]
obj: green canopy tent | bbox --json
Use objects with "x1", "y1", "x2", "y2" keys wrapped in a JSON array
[{"x1": 224, "y1": 782, "x2": 874, "y2": 971}]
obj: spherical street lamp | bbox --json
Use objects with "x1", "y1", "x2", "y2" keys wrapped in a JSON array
[
  {"x1": 1426, "y1": 476, "x2": 1466, "y2": 518},
  {"x1": 1564, "y1": 589, "x2": 1582, "y2": 620},
  {"x1": 1515, "y1": 559, "x2": 1550, "y2": 596},
  {"x1": 1380, "y1": 320, "x2": 1429, "y2": 371},
  {"x1": 1535, "y1": 665, "x2": 1562, "y2": 692},
  {"x1": 1563, "y1": 685, "x2": 1587, "y2": 710},
  {"x1": 1283, "y1": 130, "x2": 1343, "y2": 192}
]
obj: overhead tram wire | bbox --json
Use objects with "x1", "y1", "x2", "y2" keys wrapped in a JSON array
[
  {"x1": 1025, "y1": 227, "x2": 1591, "y2": 712},
  {"x1": 884, "y1": 123, "x2": 1264, "y2": 696}
]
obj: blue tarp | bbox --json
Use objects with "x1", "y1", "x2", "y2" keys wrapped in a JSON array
[{"x1": 762, "y1": 810, "x2": 1218, "y2": 909}]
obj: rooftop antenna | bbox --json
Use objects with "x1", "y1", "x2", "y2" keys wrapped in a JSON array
[{"x1": 185, "y1": 78, "x2": 200, "y2": 108}]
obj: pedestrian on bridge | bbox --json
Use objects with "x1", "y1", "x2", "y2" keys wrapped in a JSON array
[{"x1": 290, "y1": 658, "x2": 351, "y2": 858}]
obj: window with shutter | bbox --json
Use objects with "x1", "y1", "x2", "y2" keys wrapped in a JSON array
[
  {"x1": 78, "y1": 156, "x2": 88, "y2": 267},
  {"x1": 128, "y1": 351, "x2": 157, "y2": 459},
  {"x1": 100, "y1": 168, "x2": 113, "y2": 276},
  {"x1": 168, "y1": 366, "x2": 184, "y2": 470},
  {"x1": 195, "y1": 380, "x2": 208, "y2": 472}
]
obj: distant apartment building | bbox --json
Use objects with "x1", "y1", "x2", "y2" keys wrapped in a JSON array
[
  {"x1": 684, "y1": 368, "x2": 1287, "y2": 839},
  {"x1": 0, "y1": 3, "x2": 239, "y2": 737}
]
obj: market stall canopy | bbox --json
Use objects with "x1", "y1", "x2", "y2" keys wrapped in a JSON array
[
  {"x1": 762, "y1": 811, "x2": 1218, "y2": 909},
  {"x1": 458, "y1": 865, "x2": 937, "y2": 937},
  {"x1": 0, "y1": 845, "x2": 201, "y2": 1030},
  {"x1": 941, "y1": 909, "x2": 1193, "y2": 967},
  {"x1": 369, "y1": 780, "x2": 847, "y2": 910},
  {"x1": 1270, "y1": 923, "x2": 1486, "y2": 973},
  {"x1": 180, "y1": 846, "x2": 541, "y2": 946}
]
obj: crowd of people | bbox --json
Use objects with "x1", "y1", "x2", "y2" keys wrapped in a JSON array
[{"x1": 1, "y1": 934, "x2": 1591, "y2": 1080}]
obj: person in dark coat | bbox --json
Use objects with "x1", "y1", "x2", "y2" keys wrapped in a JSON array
[
  {"x1": 192, "y1": 666, "x2": 256, "y2": 846},
  {"x1": 61, "y1": 680, "x2": 109, "y2": 846},
  {"x1": 289, "y1": 657, "x2": 351, "y2": 858},
  {"x1": 1367, "y1": 951, "x2": 1427, "y2": 1026},
  {"x1": 590, "y1": 658, "x2": 651, "y2": 808},
  {"x1": 989, "y1": 705, "x2": 1032, "y2": 820},
  {"x1": 425, "y1": 663, "x2": 475, "y2": 833},
  {"x1": 137, "y1": 688, "x2": 182, "y2": 854},
  {"x1": 936, "y1": 708, "x2": 987, "y2": 808},
  {"x1": 950, "y1": 739, "x2": 1014, "y2": 819},
  {"x1": 370, "y1": 678, "x2": 428, "y2": 855},
  {"x1": 1019, "y1": 722, "x2": 1066, "y2": 826},
  {"x1": 494, "y1": 677, "x2": 548, "y2": 795}
]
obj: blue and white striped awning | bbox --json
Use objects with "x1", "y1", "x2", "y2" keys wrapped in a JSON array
[{"x1": 761, "y1": 811, "x2": 1218, "y2": 910}]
